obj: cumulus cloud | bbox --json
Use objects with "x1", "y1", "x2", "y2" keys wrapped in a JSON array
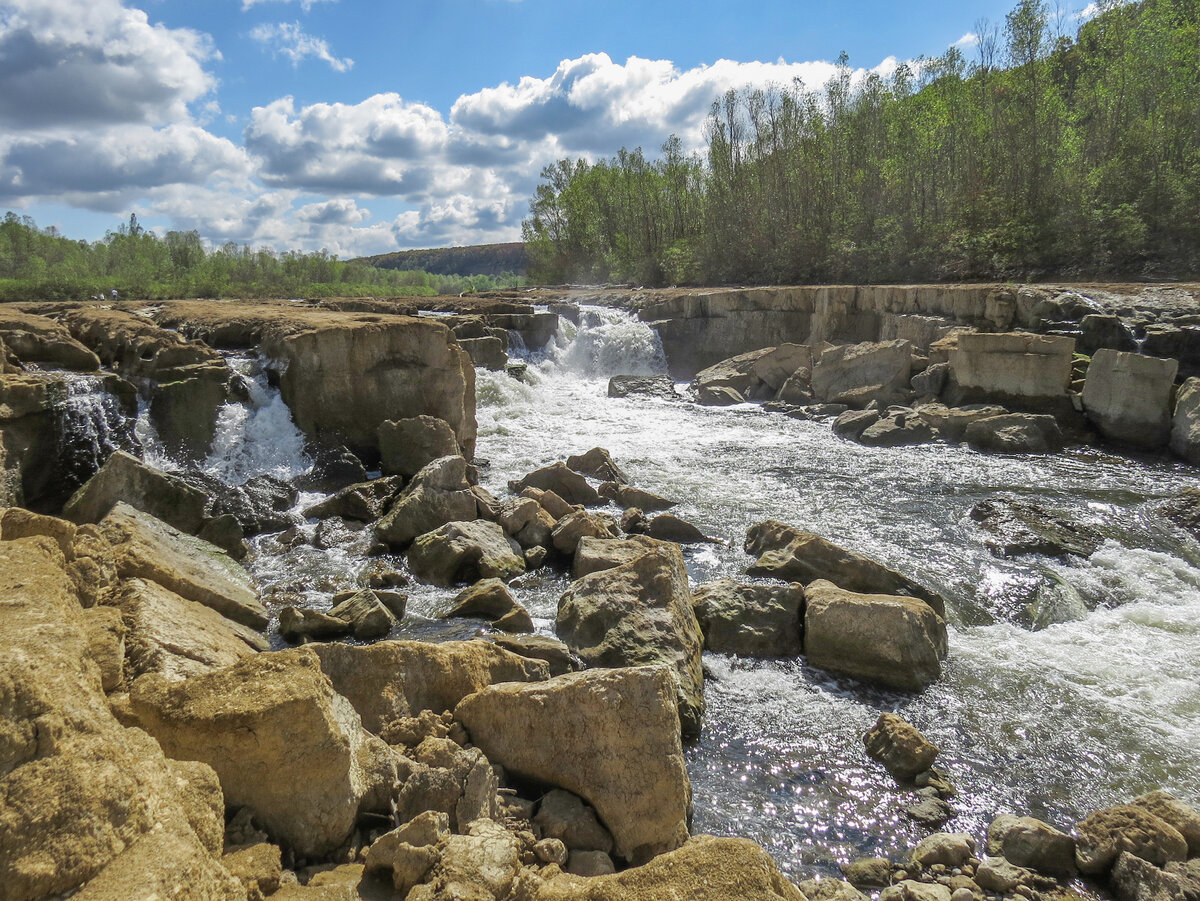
[
  {"x1": 0, "y1": 0, "x2": 216, "y2": 129},
  {"x1": 250, "y1": 22, "x2": 353, "y2": 72},
  {"x1": 953, "y1": 32, "x2": 980, "y2": 49},
  {"x1": 242, "y1": 0, "x2": 338, "y2": 11}
]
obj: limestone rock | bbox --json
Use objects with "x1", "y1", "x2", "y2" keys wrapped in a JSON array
[
  {"x1": 1131, "y1": 790, "x2": 1200, "y2": 857},
  {"x1": 969, "y1": 495, "x2": 1103, "y2": 558},
  {"x1": 408, "y1": 519, "x2": 526, "y2": 587},
  {"x1": 0, "y1": 308, "x2": 101, "y2": 370},
  {"x1": 82, "y1": 605, "x2": 126, "y2": 692},
  {"x1": 498, "y1": 497, "x2": 556, "y2": 547},
  {"x1": 458, "y1": 335, "x2": 508, "y2": 370},
  {"x1": 950, "y1": 332, "x2": 1074, "y2": 404},
  {"x1": 911, "y1": 361, "x2": 949, "y2": 396},
  {"x1": 843, "y1": 857, "x2": 892, "y2": 888},
  {"x1": 692, "y1": 348, "x2": 774, "y2": 399},
  {"x1": 646, "y1": 512, "x2": 718, "y2": 544},
  {"x1": 1112, "y1": 853, "x2": 1200, "y2": 901},
  {"x1": 303, "y1": 476, "x2": 405, "y2": 523},
  {"x1": 573, "y1": 535, "x2": 674, "y2": 578},
  {"x1": 691, "y1": 579, "x2": 804, "y2": 657},
  {"x1": 567, "y1": 850, "x2": 617, "y2": 877},
  {"x1": 521, "y1": 486, "x2": 575, "y2": 520},
  {"x1": 832, "y1": 409, "x2": 881, "y2": 441},
  {"x1": 455, "y1": 666, "x2": 691, "y2": 864},
  {"x1": 378, "y1": 415, "x2": 460, "y2": 478},
  {"x1": 509, "y1": 462, "x2": 601, "y2": 506},
  {"x1": 858, "y1": 410, "x2": 937, "y2": 448},
  {"x1": 607, "y1": 375, "x2": 679, "y2": 401},
  {"x1": 442, "y1": 578, "x2": 534, "y2": 633},
  {"x1": 278, "y1": 606, "x2": 353, "y2": 643},
  {"x1": 130, "y1": 647, "x2": 401, "y2": 857},
  {"x1": 797, "y1": 877, "x2": 869, "y2": 900},
  {"x1": 804, "y1": 580, "x2": 947, "y2": 692},
  {"x1": 421, "y1": 818, "x2": 521, "y2": 901},
  {"x1": 974, "y1": 856, "x2": 1033, "y2": 893},
  {"x1": 100, "y1": 502, "x2": 266, "y2": 631},
  {"x1": 376, "y1": 455, "x2": 477, "y2": 548},
  {"x1": 222, "y1": 842, "x2": 283, "y2": 900},
  {"x1": 63, "y1": 450, "x2": 209, "y2": 534},
  {"x1": 752, "y1": 344, "x2": 812, "y2": 393},
  {"x1": 911, "y1": 833, "x2": 975, "y2": 868},
  {"x1": 964, "y1": 413, "x2": 1064, "y2": 454},
  {"x1": 535, "y1": 789, "x2": 615, "y2": 854},
  {"x1": 917, "y1": 402, "x2": 1010, "y2": 442},
  {"x1": 556, "y1": 544, "x2": 705, "y2": 735},
  {"x1": 566, "y1": 447, "x2": 628, "y2": 484},
  {"x1": 487, "y1": 634, "x2": 580, "y2": 676},
  {"x1": 697, "y1": 385, "x2": 746, "y2": 406},
  {"x1": 879, "y1": 882, "x2": 951, "y2": 901},
  {"x1": 1170, "y1": 377, "x2": 1200, "y2": 465},
  {"x1": 551, "y1": 509, "x2": 618, "y2": 556},
  {"x1": 986, "y1": 814, "x2": 1077, "y2": 876},
  {"x1": 69, "y1": 830, "x2": 245, "y2": 901},
  {"x1": 863, "y1": 713, "x2": 938, "y2": 781},
  {"x1": 598, "y1": 481, "x2": 677, "y2": 512},
  {"x1": 1082, "y1": 350, "x2": 1178, "y2": 448},
  {"x1": 812, "y1": 340, "x2": 912, "y2": 408},
  {"x1": 744, "y1": 520, "x2": 946, "y2": 619},
  {"x1": 1075, "y1": 803, "x2": 1188, "y2": 875}
]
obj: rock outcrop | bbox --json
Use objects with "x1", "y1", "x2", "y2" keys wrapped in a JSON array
[
  {"x1": 949, "y1": 332, "x2": 1074, "y2": 408},
  {"x1": 1082, "y1": 350, "x2": 1178, "y2": 448},
  {"x1": 812, "y1": 340, "x2": 913, "y2": 408}
]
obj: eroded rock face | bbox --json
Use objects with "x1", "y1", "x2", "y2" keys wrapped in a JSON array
[
  {"x1": 455, "y1": 667, "x2": 691, "y2": 864},
  {"x1": 691, "y1": 579, "x2": 804, "y2": 657},
  {"x1": 812, "y1": 340, "x2": 912, "y2": 408},
  {"x1": 1131, "y1": 790, "x2": 1200, "y2": 857},
  {"x1": 556, "y1": 544, "x2": 705, "y2": 735},
  {"x1": 129, "y1": 647, "x2": 400, "y2": 858},
  {"x1": 1082, "y1": 350, "x2": 1178, "y2": 449},
  {"x1": 0, "y1": 309, "x2": 101, "y2": 371},
  {"x1": 804, "y1": 580, "x2": 947, "y2": 692},
  {"x1": 950, "y1": 332, "x2": 1074, "y2": 406}
]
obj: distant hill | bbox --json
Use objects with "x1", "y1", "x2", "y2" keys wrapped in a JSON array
[{"x1": 357, "y1": 242, "x2": 527, "y2": 277}]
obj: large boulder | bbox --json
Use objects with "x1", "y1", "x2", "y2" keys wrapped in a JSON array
[
  {"x1": 566, "y1": 447, "x2": 628, "y2": 484},
  {"x1": 986, "y1": 814, "x2": 1077, "y2": 877},
  {"x1": 1074, "y1": 803, "x2": 1188, "y2": 875},
  {"x1": 1082, "y1": 350, "x2": 1178, "y2": 449},
  {"x1": 964, "y1": 413, "x2": 1064, "y2": 454},
  {"x1": 0, "y1": 507, "x2": 120, "y2": 607},
  {"x1": 99, "y1": 503, "x2": 266, "y2": 630},
  {"x1": 1130, "y1": 790, "x2": 1200, "y2": 857},
  {"x1": 573, "y1": 535, "x2": 676, "y2": 578},
  {"x1": 556, "y1": 544, "x2": 705, "y2": 735},
  {"x1": 691, "y1": 579, "x2": 804, "y2": 657},
  {"x1": 130, "y1": 647, "x2": 401, "y2": 858},
  {"x1": 523, "y1": 834, "x2": 806, "y2": 900},
  {"x1": 598, "y1": 481, "x2": 676, "y2": 512},
  {"x1": 949, "y1": 332, "x2": 1074, "y2": 406},
  {"x1": 857, "y1": 409, "x2": 936, "y2": 448},
  {"x1": 303, "y1": 475, "x2": 404, "y2": 523},
  {"x1": 551, "y1": 509, "x2": 619, "y2": 555},
  {"x1": 752, "y1": 344, "x2": 812, "y2": 394},
  {"x1": 408, "y1": 519, "x2": 525, "y2": 587},
  {"x1": 804, "y1": 580, "x2": 947, "y2": 691},
  {"x1": 691, "y1": 348, "x2": 775, "y2": 399},
  {"x1": 457, "y1": 335, "x2": 508, "y2": 370},
  {"x1": 812, "y1": 340, "x2": 912, "y2": 408},
  {"x1": 376, "y1": 455, "x2": 478, "y2": 548},
  {"x1": 62, "y1": 450, "x2": 210, "y2": 534},
  {"x1": 509, "y1": 462, "x2": 601, "y2": 506},
  {"x1": 378, "y1": 415, "x2": 461, "y2": 478},
  {"x1": 744, "y1": 521, "x2": 946, "y2": 619},
  {"x1": 455, "y1": 667, "x2": 692, "y2": 864},
  {"x1": 1170, "y1": 377, "x2": 1200, "y2": 465},
  {"x1": 916, "y1": 402, "x2": 1009, "y2": 442},
  {"x1": 309, "y1": 639, "x2": 548, "y2": 733}
]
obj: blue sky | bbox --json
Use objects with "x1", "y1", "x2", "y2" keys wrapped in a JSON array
[{"x1": 0, "y1": 0, "x2": 1089, "y2": 256}]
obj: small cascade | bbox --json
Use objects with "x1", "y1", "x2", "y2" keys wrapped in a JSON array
[
  {"x1": 549, "y1": 306, "x2": 669, "y2": 378},
  {"x1": 54, "y1": 374, "x2": 139, "y2": 493}
]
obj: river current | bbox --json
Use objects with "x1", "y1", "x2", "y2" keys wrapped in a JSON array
[{"x1": 145, "y1": 305, "x2": 1200, "y2": 881}]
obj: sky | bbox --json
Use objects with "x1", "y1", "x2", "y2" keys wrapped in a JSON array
[{"x1": 0, "y1": 0, "x2": 1090, "y2": 258}]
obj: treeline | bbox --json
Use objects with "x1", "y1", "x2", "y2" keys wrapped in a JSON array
[
  {"x1": 0, "y1": 213, "x2": 524, "y2": 302},
  {"x1": 360, "y1": 242, "x2": 528, "y2": 278},
  {"x1": 522, "y1": 0, "x2": 1200, "y2": 285}
]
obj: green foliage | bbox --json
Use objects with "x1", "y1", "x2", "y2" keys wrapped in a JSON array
[
  {"x1": 522, "y1": 0, "x2": 1200, "y2": 285},
  {"x1": 0, "y1": 212, "x2": 520, "y2": 301}
]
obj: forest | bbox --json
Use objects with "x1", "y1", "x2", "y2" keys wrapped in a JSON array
[
  {"x1": 521, "y1": 0, "x2": 1200, "y2": 286},
  {"x1": 0, "y1": 213, "x2": 523, "y2": 302}
]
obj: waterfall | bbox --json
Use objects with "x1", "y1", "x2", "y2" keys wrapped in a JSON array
[
  {"x1": 531, "y1": 305, "x2": 669, "y2": 378},
  {"x1": 55, "y1": 375, "x2": 139, "y2": 492}
]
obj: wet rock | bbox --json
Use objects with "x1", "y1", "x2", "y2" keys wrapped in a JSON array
[
  {"x1": 858, "y1": 409, "x2": 937, "y2": 447},
  {"x1": 99, "y1": 502, "x2": 267, "y2": 631},
  {"x1": 1131, "y1": 791, "x2": 1200, "y2": 857},
  {"x1": 455, "y1": 666, "x2": 691, "y2": 864},
  {"x1": 1171, "y1": 377, "x2": 1200, "y2": 465},
  {"x1": 303, "y1": 475, "x2": 404, "y2": 522},
  {"x1": 964, "y1": 413, "x2": 1064, "y2": 454},
  {"x1": 843, "y1": 857, "x2": 893, "y2": 888},
  {"x1": 1075, "y1": 803, "x2": 1188, "y2": 875},
  {"x1": 535, "y1": 789, "x2": 615, "y2": 854},
  {"x1": 812, "y1": 340, "x2": 913, "y2": 408},
  {"x1": 745, "y1": 520, "x2": 946, "y2": 619},
  {"x1": 376, "y1": 454, "x2": 478, "y2": 548},
  {"x1": 63, "y1": 450, "x2": 209, "y2": 534},
  {"x1": 646, "y1": 512, "x2": 719, "y2": 543},
  {"x1": 912, "y1": 833, "x2": 976, "y2": 869},
  {"x1": 487, "y1": 634, "x2": 580, "y2": 676},
  {"x1": 691, "y1": 579, "x2": 804, "y2": 657},
  {"x1": 974, "y1": 856, "x2": 1034, "y2": 893},
  {"x1": 300, "y1": 443, "x2": 368, "y2": 492},
  {"x1": 917, "y1": 402, "x2": 1010, "y2": 442},
  {"x1": 620, "y1": 506, "x2": 649, "y2": 534},
  {"x1": 804, "y1": 580, "x2": 947, "y2": 691},
  {"x1": 525, "y1": 545, "x2": 548, "y2": 569},
  {"x1": 329, "y1": 588, "x2": 395, "y2": 640},
  {"x1": 130, "y1": 647, "x2": 402, "y2": 858},
  {"x1": 798, "y1": 877, "x2": 870, "y2": 900},
  {"x1": 442, "y1": 578, "x2": 534, "y2": 633},
  {"x1": 832, "y1": 408, "x2": 881, "y2": 440},
  {"x1": 378, "y1": 415, "x2": 460, "y2": 478},
  {"x1": 185, "y1": 472, "x2": 299, "y2": 536},
  {"x1": 863, "y1": 713, "x2": 939, "y2": 781},
  {"x1": 196, "y1": 513, "x2": 247, "y2": 560},
  {"x1": 1158, "y1": 488, "x2": 1200, "y2": 540},
  {"x1": 696, "y1": 384, "x2": 746, "y2": 406},
  {"x1": 968, "y1": 495, "x2": 1103, "y2": 558},
  {"x1": 986, "y1": 814, "x2": 1077, "y2": 877},
  {"x1": 278, "y1": 606, "x2": 353, "y2": 643},
  {"x1": 598, "y1": 480, "x2": 677, "y2": 511},
  {"x1": 149, "y1": 369, "x2": 232, "y2": 460},
  {"x1": 902, "y1": 794, "x2": 957, "y2": 829},
  {"x1": 1082, "y1": 350, "x2": 1178, "y2": 449},
  {"x1": 566, "y1": 447, "x2": 628, "y2": 484},
  {"x1": 551, "y1": 509, "x2": 619, "y2": 555},
  {"x1": 409, "y1": 519, "x2": 526, "y2": 587},
  {"x1": 556, "y1": 544, "x2": 705, "y2": 735},
  {"x1": 608, "y1": 375, "x2": 679, "y2": 400},
  {"x1": 509, "y1": 461, "x2": 602, "y2": 506}
]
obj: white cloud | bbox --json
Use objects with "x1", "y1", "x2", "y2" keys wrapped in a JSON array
[
  {"x1": 242, "y1": 0, "x2": 338, "y2": 11},
  {"x1": 250, "y1": 22, "x2": 353, "y2": 72},
  {"x1": 953, "y1": 32, "x2": 980, "y2": 49}
]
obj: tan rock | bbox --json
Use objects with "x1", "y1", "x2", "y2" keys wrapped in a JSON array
[
  {"x1": 455, "y1": 666, "x2": 691, "y2": 864},
  {"x1": 509, "y1": 462, "x2": 601, "y2": 506},
  {"x1": 551, "y1": 510, "x2": 618, "y2": 555},
  {"x1": 222, "y1": 842, "x2": 283, "y2": 901},
  {"x1": 408, "y1": 519, "x2": 525, "y2": 588},
  {"x1": 81, "y1": 605, "x2": 126, "y2": 692},
  {"x1": 69, "y1": 830, "x2": 244, "y2": 901},
  {"x1": 1170, "y1": 377, "x2": 1200, "y2": 465},
  {"x1": 572, "y1": 535, "x2": 674, "y2": 578},
  {"x1": 442, "y1": 578, "x2": 534, "y2": 633},
  {"x1": 1082, "y1": 350, "x2": 1178, "y2": 448},
  {"x1": 986, "y1": 814, "x2": 1076, "y2": 876},
  {"x1": 691, "y1": 579, "x2": 804, "y2": 657},
  {"x1": 1075, "y1": 803, "x2": 1188, "y2": 874},
  {"x1": 63, "y1": 450, "x2": 210, "y2": 533},
  {"x1": 597, "y1": 481, "x2": 677, "y2": 512},
  {"x1": 812, "y1": 340, "x2": 912, "y2": 408},
  {"x1": 863, "y1": 712, "x2": 938, "y2": 781},
  {"x1": 378, "y1": 415, "x2": 460, "y2": 478},
  {"x1": 421, "y1": 818, "x2": 521, "y2": 900},
  {"x1": 0, "y1": 308, "x2": 101, "y2": 371},
  {"x1": 950, "y1": 332, "x2": 1074, "y2": 402},
  {"x1": 1131, "y1": 790, "x2": 1200, "y2": 857},
  {"x1": 375, "y1": 455, "x2": 478, "y2": 547}
]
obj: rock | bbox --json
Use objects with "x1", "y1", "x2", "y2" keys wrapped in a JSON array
[
  {"x1": 222, "y1": 842, "x2": 283, "y2": 900},
  {"x1": 968, "y1": 495, "x2": 1103, "y2": 558},
  {"x1": 556, "y1": 544, "x2": 705, "y2": 735},
  {"x1": 646, "y1": 513, "x2": 719, "y2": 543},
  {"x1": 598, "y1": 481, "x2": 677, "y2": 512},
  {"x1": 916, "y1": 402, "x2": 1011, "y2": 442},
  {"x1": 120, "y1": 577, "x2": 265, "y2": 680},
  {"x1": 964, "y1": 413, "x2": 1064, "y2": 454},
  {"x1": 986, "y1": 814, "x2": 1077, "y2": 876},
  {"x1": 744, "y1": 520, "x2": 946, "y2": 619},
  {"x1": 691, "y1": 579, "x2": 804, "y2": 656},
  {"x1": 408, "y1": 519, "x2": 526, "y2": 587},
  {"x1": 692, "y1": 348, "x2": 774, "y2": 398},
  {"x1": 185, "y1": 472, "x2": 299, "y2": 536},
  {"x1": 535, "y1": 789, "x2": 615, "y2": 853},
  {"x1": 863, "y1": 713, "x2": 939, "y2": 781},
  {"x1": 63, "y1": 450, "x2": 209, "y2": 534},
  {"x1": 129, "y1": 647, "x2": 401, "y2": 858},
  {"x1": 1170, "y1": 378, "x2": 1200, "y2": 465},
  {"x1": 378, "y1": 415, "x2": 461, "y2": 478},
  {"x1": 949, "y1": 332, "x2": 1074, "y2": 405},
  {"x1": 329, "y1": 589, "x2": 395, "y2": 640},
  {"x1": 525, "y1": 545, "x2": 549, "y2": 569},
  {"x1": 911, "y1": 833, "x2": 976, "y2": 869},
  {"x1": 1074, "y1": 803, "x2": 1188, "y2": 875},
  {"x1": 522, "y1": 486, "x2": 576, "y2": 520},
  {"x1": 0, "y1": 508, "x2": 120, "y2": 607},
  {"x1": 487, "y1": 635, "x2": 580, "y2": 676},
  {"x1": 498, "y1": 497, "x2": 557, "y2": 550},
  {"x1": 419, "y1": 818, "x2": 521, "y2": 900},
  {"x1": 509, "y1": 462, "x2": 601, "y2": 506},
  {"x1": 82, "y1": 605, "x2": 126, "y2": 692},
  {"x1": 752, "y1": 344, "x2": 812, "y2": 393},
  {"x1": 832, "y1": 409, "x2": 881, "y2": 440},
  {"x1": 812, "y1": 340, "x2": 913, "y2": 408},
  {"x1": 459, "y1": 335, "x2": 508, "y2": 370},
  {"x1": 1131, "y1": 791, "x2": 1200, "y2": 857},
  {"x1": 197, "y1": 513, "x2": 247, "y2": 560},
  {"x1": 902, "y1": 796, "x2": 956, "y2": 829},
  {"x1": 278, "y1": 606, "x2": 353, "y2": 643},
  {"x1": 620, "y1": 507, "x2": 649, "y2": 534},
  {"x1": 608, "y1": 375, "x2": 679, "y2": 400},
  {"x1": 376, "y1": 455, "x2": 478, "y2": 547},
  {"x1": 149, "y1": 370, "x2": 232, "y2": 460},
  {"x1": 974, "y1": 856, "x2": 1034, "y2": 894},
  {"x1": 843, "y1": 857, "x2": 892, "y2": 887},
  {"x1": 0, "y1": 308, "x2": 101, "y2": 370},
  {"x1": 551, "y1": 509, "x2": 618, "y2": 556},
  {"x1": 777, "y1": 366, "x2": 815, "y2": 405},
  {"x1": 534, "y1": 838, "x2": 569, "y2": 867},
  {"x1": 573, "y1": 535, "x2": 673, "y2": 578},
  {"x1": 911, "y1": 361, "x2": 949, "y2": 396},
  {"x1": 696, "y1": 385, "x2": 746, "y2": 406},
  {"x1": 566, "y1": 447, "x2": 628, "y2": 484},
  {"x1": 797, "y1": 877, "x2": 869, "y2": 900},
  {"x1": 68, "y1": 830, "x2": 245, "y2": 901},
  {"x1": 804, "y1": 580, "x2": 947, "y2": 691},
  {"x1": 300, "y1": 444, "x2": 368, "y2": 493},
  {"x1": 100, "y1": 502, "x2": 267, "y2": 631},
  {"x1": 364, "y1": 810, "x2": 449, "y2": 873},
  {"x1": 1158, "y1": 489, "x2": 1200, "y2": 540},
  {"x1": 303, "y1": 476, "x2": 404, "y2": 523},
  {"x1": 879, "y1": 882, "x2": 952, "y2": 901},
  {"x1": 524, "y1": 834, "x2": 806, "y2": 900},
  {"x1": 455, "y1": 667, "x2": 691, "y2": 864},
  {"x1": 309, "y1": 639, "x2": 548, "y2": 733},
  {"x1": 1082, "y1": 350, "x2": 1178, "y2": 448},
  {"x1": 442, "y1": 578, "x2": 534, "y2": 633},
  {"x1": 567, "y1": 850, "x2": 617, "y2": 877},
  {"x1": 857, "y1": 410, "x2": 937, "y2": 447},
  {"x1": 1112, "y1": 853, "x2": 1200, "y2": 901}
]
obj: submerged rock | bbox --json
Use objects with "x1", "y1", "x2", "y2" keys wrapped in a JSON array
[
  {"x1": 608, "y1": 375, "x2": 679, "y2": 400},
  {"x1": 968, "y1": 495, "x2": 1104, "y2": 558}
]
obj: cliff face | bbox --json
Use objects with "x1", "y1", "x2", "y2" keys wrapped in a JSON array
[{"x1": 558, "y1": 284, "x2": 1200, "y2": 378}]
